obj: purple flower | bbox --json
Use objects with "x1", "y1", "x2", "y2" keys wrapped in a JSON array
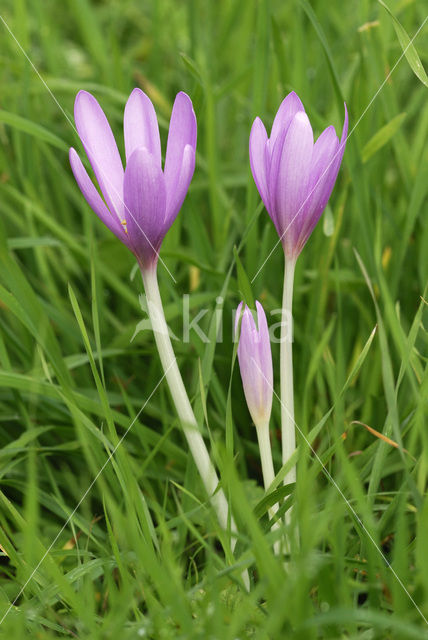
[
  {"x1": 235, "y1": 301, "x2": 273, "y2": 426},
  {"x1": 69, "y1": 89, "x2": 197, "y2": 269},
  {"x1": 249, "y1": 92, "x2": 348, "y2": 261}
]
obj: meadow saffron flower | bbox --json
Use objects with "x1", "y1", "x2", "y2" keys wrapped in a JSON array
[
  {"x1": 249, "y1": 91, "x2": 348, "y2": 260},
  {"x1": 70, "y1": 91, "x2": 250, "y2": 587},
  {"x1": 249, "y1": 92, "x2": 348, "y2": 504},
  {"x1": 236, "y1": 301, "x2": 273, "y2": 428},
  {"x1": 69, "y1": 89, "x2": 196, "y2": 269}
]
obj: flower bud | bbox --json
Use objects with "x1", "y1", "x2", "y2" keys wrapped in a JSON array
[{"x1": 235, "y1": 301, "x2": 273, "y2": 427}]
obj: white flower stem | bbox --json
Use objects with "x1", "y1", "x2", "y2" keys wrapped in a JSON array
[
  {"x1": 141, "y1": 266, "x2": 249, "y2": 587},
  {"x1": 280, "y1": 258, "x2": 296, "y2": 489},
  {"x1": 255, "y1": 421, "x2": 281, "y2": 555}
]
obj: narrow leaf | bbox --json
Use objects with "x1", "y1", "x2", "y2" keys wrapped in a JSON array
[{"x1": 378, "y1": 0, "x2": 428, "y2": 87}]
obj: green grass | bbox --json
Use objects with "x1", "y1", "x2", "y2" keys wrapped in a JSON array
[{"x1": 0, "y1": 0, "x2": 427, "y2": 637}]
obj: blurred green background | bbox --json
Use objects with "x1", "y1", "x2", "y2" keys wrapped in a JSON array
[{"x1": 0, "y1": 0, "x2": 427, "y2": 637}]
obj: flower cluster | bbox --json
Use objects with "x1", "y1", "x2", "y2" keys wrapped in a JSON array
[{"x1": 70, "y1": 88, "x2": 347, "y2": 553}]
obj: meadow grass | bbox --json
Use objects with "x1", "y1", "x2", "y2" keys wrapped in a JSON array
[{"x1": 0, "y1": 0, "x2": 427, "y2": 637}]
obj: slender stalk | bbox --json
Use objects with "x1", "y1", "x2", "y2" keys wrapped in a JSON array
[
  {"x1": 280, "y1": 258, "x2": 296, "y2": 486},
  {"x1": 141, "y1": 265, "x2": 249, "y2": 587},
  {"x1": 255, "y1": 421, "x2": 281, "y2": 555},
  {"x1": 142, "y1": 265, "x2": 229, "y2": 525}
]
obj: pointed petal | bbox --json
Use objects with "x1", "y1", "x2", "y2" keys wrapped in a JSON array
[
  {"x1": 255, "y1": 301, "x2": 273, "y2": 416},
  {"x1": 295, "y1": 138, "x2": 339, "y2": 254},
  {"x1": 165, "y1": 144, "x2": 195, "y2": 229},
  {"x1": 267, "y1": 127, "x2": 287, "y2": 234},
  {"x1": 311, "y1": 105, "x2": 348, "y2": 214},
  {"x1": 270, "y1": 91, "x2": 305, "y2": 146},
  {"x1": 74, "y1": 90, "x2": 124, "y2": 220},
  {"x1": 69, "y1": 148, "x2": 128, "y2": 244},
  {"x1": 310, "y1": 126, "x2": 339, "y2": 187},
  {"x1": 123, "y1": 147, "x2": 167, "y2": 265},
  {"x1": 296, "y1": 105, "x2": 348, "y2": 255},
  {"x1": 249, "y1": 117, "x2": 271, "y2": 213},
  {"x1": 237, "y1": 307, "x2": 259, "y2": 394},
  {"x1": 124, "y1": 88, "x2": 161, "y2": 166},
  {"x1": 274, "y1": 111, "x2": 314, "y2": 250},
  {"x1": 164, "y1": 92, "x2": 197, "y2": 205}
]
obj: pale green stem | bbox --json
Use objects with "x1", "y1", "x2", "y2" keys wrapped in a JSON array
[
  {"x1": 255, "y1": 421, "x2": 281, "y2": 555},
  {"x1": 141, "y1": 266, "x2": 249, "y2": 588},
  {"x1": 280, "y1": 258, "x2": 296, "y2": 488}
]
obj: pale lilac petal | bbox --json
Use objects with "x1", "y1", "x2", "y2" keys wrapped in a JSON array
[
  {"x1": 164, "y1": 92, "x2": 197, "y2": 209},
  {"x1": 267, "y1": 127, "x2": 287, "y2": 233},
  {"x1": 123, "y1": 147, "x2": 167, "y2": 266},
  {"x1": 255, "y1": 301, "x2": 273, "y2": 417},
  {"x1": 269, "y1": 91, "x2": 305, "y2": 147},
  {"x1": 165, "y1": 144, "x2": 195, "y2": 229},
  {"x1": 124, "y1": 88, "x2": 161, "y2": 166},
  {"x1": 303, "y1": 132, "x2": 339, "y2": 223},
  {"x1": 295, "y1": 128, "x2": 339, "y2": 244},
  {"x1": 296, "y1": 104, "x2": 349, "y2": 255},
  {"x1": 249, "y1": 117, "x2": 271, "y2": 213},
  {"x1": 310, "y1": 126, "x2": 339, "y2": 187},
  {"x1": 274, "y1": 111, "x2": 314, "y2": 249},
  {"x1": 238, "y1": 308, "x2": 257, "y2": 362},
  {"x1": 238, "y1": 309, "x2": 261, "y2": 412},
  {"x1": 307, "y1": 104, "x2": 348, "y2": 215},
  {"x1": 74, "y1": 90, "x2": 124, "y2": 220},
  {"x1": 296, "y1": 155, "x2": 339, "y2": 254},
  {"x1": 321, "y1": 104, "x2": 348, "y2": 193},
  {"x1": 69, "y1": 148, "x2": 128, "y2": 245}
]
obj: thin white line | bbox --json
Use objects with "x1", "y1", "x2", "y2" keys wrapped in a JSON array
[
  {"x1": 251, "y1": 357, "x2": 428, "y2": 626},
  {"x1": 0, "y1": 362, "x2": 174, "y2": 625},
  {"x1": 0, "y1": 14, "x2": 177, "y2": 283},
  {"x1": 251, "y1": 14, "x2": 428, "y2": 283}
]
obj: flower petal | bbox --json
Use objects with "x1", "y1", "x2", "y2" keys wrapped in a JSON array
[
  {"x1": 269, "y1": 91, "x2": 305, "y2": 147},
  {"x1": 274, "y1": 111, "x2": 314, "y2": 249},
  {"x1": 311, "y1": 105, "x2": 348, "y2": 213},
  {"x1": 69, "y1": 148, "x2": 127, "y2": 244},
  {"x1": 124, "y1": 88, "x2": 161, "y2": 167},
  {"x1": 165, "y1": 144, "x2": 195, "y2": 229},
  {"x1": 255, "y1": 300, "x2": 273, "y2": 417},
  {"x1": 164, "y1": 92, "x2": 197, "y2": 207},
  {"x1": 295, "y1": 141, "x2": 339, "y2": 254},
  {"x1": 249, "y1": 117, "x2": 271, "y2": 213},
  {"x1": 310, "y1": 126, "x2": 339, "y2": 187},
  {"x1": 123, "y1": 147, "x2": 167, "y2": 266},
  {"x1": 266, "y1": 127, "x2": 287, "y2": 233},
  {"x1": 296, "y1": 105, "x2": 348, "y2": 255},
  {"x1": 74, "y1": 91, "x2": 124, "y2": 221},
  {"x1": 237, "y1": 308, "x2": 259, "y2": 407}
]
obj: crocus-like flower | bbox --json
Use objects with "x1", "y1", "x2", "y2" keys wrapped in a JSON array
[
  {"x1": 249, "y1": 92, "x2": 348, "y2": 261},
  {"x1": 235, "y1": 301, "x2": 273, "y2": 427},
  {"x1": 69, "y1": 89, "x2": 197, "y2": 269}
]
